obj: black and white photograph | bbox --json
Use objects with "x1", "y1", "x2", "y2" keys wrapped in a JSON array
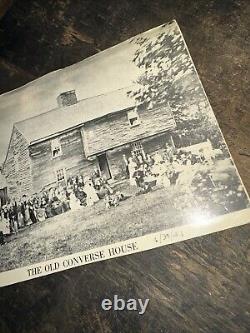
[{"x1": 0, "y1": 20, "x2": 249, "y2": 286}]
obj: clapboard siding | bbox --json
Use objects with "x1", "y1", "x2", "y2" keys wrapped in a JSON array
[
  {"x1": 82, "y1": 105, "x2": 176, "y2": 157},
  {"x1": 29, "y1": 128, "x2": 96, "y2": 193},
  {"x1": 3, "y1": 126, "x2": 32, "y2": 198}
]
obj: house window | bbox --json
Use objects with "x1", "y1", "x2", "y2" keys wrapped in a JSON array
[
  {"x1": 131, "y1": 141, "x2": 145, "y2": 158},
  {"x1": 56, "y1": 168, "x2": 66, "y2": 182},
  {"x1": 127, "y1": 109, "x2": 140, "y2": 127},
  {"x1": 51, "y1": 138, "x2": 62, "y2": 158}
]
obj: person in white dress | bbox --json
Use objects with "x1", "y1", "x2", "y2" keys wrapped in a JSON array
[
  {"x1": 0, "y1": 206, "x2": 10, "y2": 235},
  {"x1": 69, "y1": 191, "x2": 81, "y2": 211},
  {"x1": 128, "y1": 157, "x2": 137, "y2": 186},
  {"x1": 84, "y1": 177, "x2": 99, "y2": 207},
  {"x1": 153, "y1": 152, "x2": 164, "y2": 164}
]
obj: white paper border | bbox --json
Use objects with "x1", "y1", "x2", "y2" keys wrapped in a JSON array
[{"x1": 0, "y1": 208, "x2": 249, "y2": 287}]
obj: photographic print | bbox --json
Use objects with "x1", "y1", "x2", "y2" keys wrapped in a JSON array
[{"x1": 0, "y1": 20, "x2": 249, "y2": 286}]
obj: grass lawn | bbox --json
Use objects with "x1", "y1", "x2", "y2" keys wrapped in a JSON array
[
  {"x1": 0, "y1": 185, "x2": 184, "y2": 272},
  {"x1": 1, "y1": 158, "x2": 248, "y2": 273}
]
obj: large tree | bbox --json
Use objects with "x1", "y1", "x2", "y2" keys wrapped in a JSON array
[{"x1": 128, "y1": 21, "x2": 222, "y2": 147}]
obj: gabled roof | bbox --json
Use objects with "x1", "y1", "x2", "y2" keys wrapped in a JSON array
[{"x1": 15, "y1": 87, "x2": 136, "y2": 145}]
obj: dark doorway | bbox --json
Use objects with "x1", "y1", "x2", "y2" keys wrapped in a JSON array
[
  {"x1": 97, "y1": 153, "x2": 111, "y2": 180},
  {"x1": 0, "y1": 187, "x2": 8, "y2": 206}
]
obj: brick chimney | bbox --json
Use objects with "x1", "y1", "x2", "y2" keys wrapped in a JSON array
[{"x1": 57, "y1": 90, "x2": 77, "y2": 107}]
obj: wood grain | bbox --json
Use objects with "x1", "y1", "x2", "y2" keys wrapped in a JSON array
[
  {"x1": 30, "y1": 128, "x2": 93, "y2": 194},
  {"x1": 0, "y1": 1, "x2": 249, "y2": 332},
  {"x1": 3, "y1": 127, "x2": 32, "y2": 198},
  {"x1": 83, "y1": 105, "x2": 174, "y2": 156}
]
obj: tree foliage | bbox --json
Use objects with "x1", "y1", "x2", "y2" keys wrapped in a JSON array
[{"x1": 129, "y1": 22, "x2": 222, "y2": 147}]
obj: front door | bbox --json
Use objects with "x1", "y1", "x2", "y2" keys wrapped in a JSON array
[{"x1": 97, "y1": 153, "x2": 111, "y2": 180}]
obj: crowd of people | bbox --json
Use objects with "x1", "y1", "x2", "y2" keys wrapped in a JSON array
[
  {"x1": 124, "y1": 143, "x2": 213, "y2": 194},
  {"x1": 0, "y1": 170, "x2": 125, "y2": 243},
  {"x1": 0, "y1": 142, "x2": 214, "y2": 244}
]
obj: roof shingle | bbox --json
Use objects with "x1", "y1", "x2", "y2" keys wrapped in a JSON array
[{"x1": 15, "y1": 87, "x2": 136, "y2": 144}]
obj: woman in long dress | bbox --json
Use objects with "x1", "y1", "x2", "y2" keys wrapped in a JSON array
[
  {"x1": 84, "y1": 177, "x2": 99, "y2": 207},
  {"x1": 128, "y1": 157, "x2": 137, "y2": 186},
  {"x1": 157, "y1": 162, "x2": 170, "y2": 188},
  {"x1": 37, "y1": 197, "x2": 47, "y2": 221},
  {"x1": 69, "y1": 191, "x2": 81, "y2": 211},
  {"x1": 27, "y1": 200, "x2": 37, "y2": 224},
  {"x1": 17, "y1": 201, "x2": 24, "y2": 228},
  {"x1": 0, "y1": 206, "x2": 10, "y2": 235}
]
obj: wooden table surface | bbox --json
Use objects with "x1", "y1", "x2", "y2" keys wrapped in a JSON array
[{"x1": 0, "y1": 1, "x2": 249, "y2": 332}]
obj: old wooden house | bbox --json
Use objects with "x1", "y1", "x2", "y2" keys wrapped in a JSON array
[{"x1": 3, "y1": 88, "x2": 176, "y2": 199}]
